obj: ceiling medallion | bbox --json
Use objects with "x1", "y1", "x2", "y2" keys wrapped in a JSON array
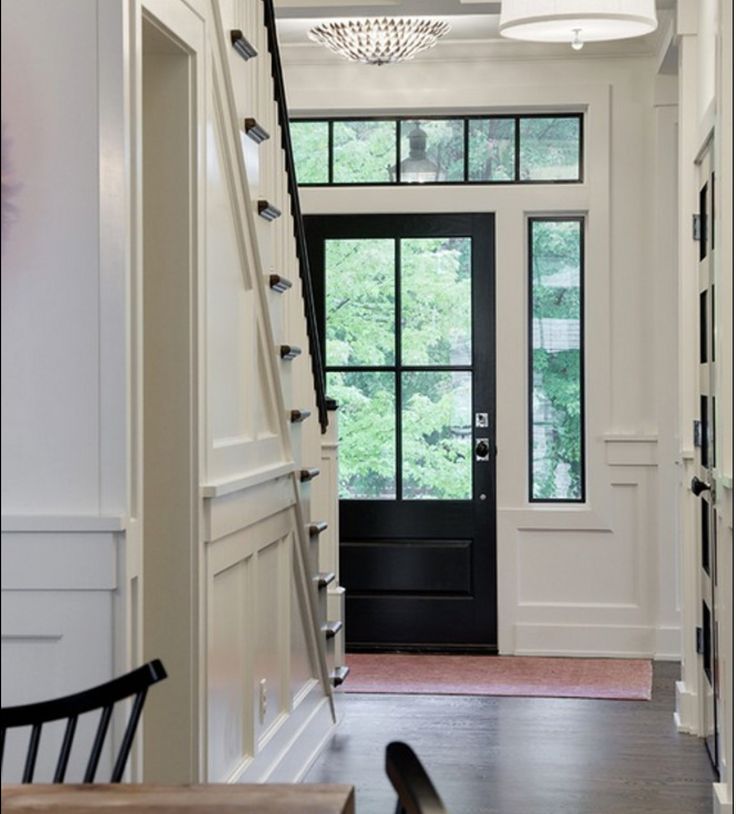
[
  {"x1": 499, "y1": 1, "x2": 657, "y2": 50},
  {"x1": 308, "y1": 18, "x2": 451, "y2": 66}
]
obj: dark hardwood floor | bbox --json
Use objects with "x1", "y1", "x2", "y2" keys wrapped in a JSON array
[{"x1": 306, "y1": 662, "x2": 716, "y2": 813}]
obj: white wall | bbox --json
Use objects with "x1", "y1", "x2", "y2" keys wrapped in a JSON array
[
  {"x1": 281, "y1": 46, "x2": 681, "y2": 659},
  {"x1": 1, "y1": 0, "x2": 130, "y2": 780},
  {"x1": 1, "y1": 0, "x2": 335, "y2": 784}
]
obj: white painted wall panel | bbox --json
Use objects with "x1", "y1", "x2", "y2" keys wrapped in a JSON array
[
  {"x1": 290, "y1": 567, "x2": 316, "y2": 701},
  {"x1": 1, "y1": 0, "x2": 102, "y2": 513},
  {"x1": 1, "y1": 533, "x2": 116, "y2": 590},
  {"x1": 254, "y1": 538, "x2": 285, "y2": 740},
  {"x1": 206, "y1": 112, "x2": 258, "y2": 446},
  {"x1": 0, "y1": 0, "x2": 339, "y2": 785},
  {"x1": 1, "y1": 534, "x2": 117, "y2": 783},
  {"x1": 518, "y1": 489, "x2": 638, "y2": 606},
  {"x1": 208, "y1": 558, "x2": 249, "y2": 781}
]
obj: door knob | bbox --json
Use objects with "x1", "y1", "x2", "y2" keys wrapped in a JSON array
[
  {"x1": 691, "y1": 476, "x2": 711, "y2": 496},
  {"x1": 475, "y1": 439, "x2": 490, "y2": 460}
]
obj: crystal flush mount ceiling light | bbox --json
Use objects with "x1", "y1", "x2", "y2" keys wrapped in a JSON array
[
  {"x1": 498, "y1": 0, "x2": 657, "y2": 51},
  {"x1": 308, "y1": 18, "x2": 451, "y2": 66}
]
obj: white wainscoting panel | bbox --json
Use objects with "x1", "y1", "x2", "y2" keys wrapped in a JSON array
[
  {"x1": 517, "y1": 487, "x2": 638, "y2": 607},
  {"x1": 1, "y1": 529, "x2": 120, "y2": 783},
  {"x1": 205, "y1": 482, "x2": 328, "y2": 782}
]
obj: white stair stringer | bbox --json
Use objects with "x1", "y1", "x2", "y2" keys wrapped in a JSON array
[{"x1": 221, "y1": 0, "x2": 348, "y2": 698}]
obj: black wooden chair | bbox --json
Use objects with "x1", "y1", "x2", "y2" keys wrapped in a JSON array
[
  {"x1": 385, "y1": 741, "x2": 448, "y2": 814},
  {"x1": 0, "y1": 659, "x2": 167, "y2": 783}
]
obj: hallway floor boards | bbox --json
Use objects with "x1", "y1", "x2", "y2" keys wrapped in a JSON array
[{"x1": 305, "y1": 662, "x2": 715, "y2": 813}]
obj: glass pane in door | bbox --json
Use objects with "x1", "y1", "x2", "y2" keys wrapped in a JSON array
[
  {"x1": 401, "y1": 238, "x2": 472, "y2": 366},
  {"x1": 325, "y1": 239, "x2": 395, "y2": 366},
  {"x1": 327, "y1": 371, "x2": 396, "y2": 500},
  {"x1": 401, "y1": 371, "x2": 472, "y2": 499}
]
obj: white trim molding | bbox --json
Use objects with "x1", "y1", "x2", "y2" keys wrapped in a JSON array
[{"x1": 1, "y1": 515, "x2": 126, "y2": 533}]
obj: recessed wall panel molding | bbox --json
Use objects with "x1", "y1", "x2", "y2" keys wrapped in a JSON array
[
  {"x1": 1, "y1": 532, "x2": 117, "y2": 590},
  {"x1": 205, "y1": 502, "x2": 325, "y2": 782},
  {"x1": 203, "y1": 476, "x2": 296, "y2": 545},
  {"x1": 499, "y1": 464, "x2": 666, "y2": 657},
  {"x1": 206, "y1": 88, "x2": 286, "y2": 482},
  {"x1": 204, "y1": 48, "x2": 296, "y2": 488},
  {"x1": 603, "y1": 434, "x2": 659, "y2": 467},
  {"x1": 517, "y1": 485, "x2": 639, "y2": 607},
  {"x1": 254, "y1": 538, "x2": 286, "y2": 745},
  {"x1": 208, "y1": 555, "x2": 251, "y2": 782},
  {"x1": 1, "y1": 583, "x2": 116, "y2": 783}
]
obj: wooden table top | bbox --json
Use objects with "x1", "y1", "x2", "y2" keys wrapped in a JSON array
[{"x1": 1, "y1": 784, "x2": 355, "y2": 814}]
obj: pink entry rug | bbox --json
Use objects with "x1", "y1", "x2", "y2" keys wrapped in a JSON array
[{"x1": 343, "y1": 654, "x2": 652, "y2": 701}]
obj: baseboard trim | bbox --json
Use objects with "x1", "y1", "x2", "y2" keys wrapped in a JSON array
[
  {"x1": 675, "y1": 679, "x2": 699, "y2": 734},
  {"x1": 654, "y1": 625, "x2": 681, "y2": 660},
  {"x1": 514, "y1": 622, "x2": 662, "y2": 657},
  {"x1": 713, "y1": 783, "x2": 733, "y2": 814},
  {"x1": 262, "y1": 695, "x2": 336, "y2": 782},
  {"x1": 231, "y1": 684, "x2": 335, "y2": 783}
]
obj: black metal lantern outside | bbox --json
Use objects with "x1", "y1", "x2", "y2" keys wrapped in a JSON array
[{"x1": 388, "y1": 122, "x2": 445, "y2": 183}]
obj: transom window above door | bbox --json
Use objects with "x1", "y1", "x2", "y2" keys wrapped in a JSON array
[{"x1": 290, "y1": 114, "x2": 583, "y2": 186}]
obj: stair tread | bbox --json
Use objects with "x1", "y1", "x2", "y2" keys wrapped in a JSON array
[
  {"x1": 258, "y1": 200, "x2": 282, "y2": 221},
  {"x1": 323, "y1": 620, "x2": 343, "y2": 639},
  {"x1": 280, "y1": 344, "x2": 302, "y2": 360},
  {"x1": 316, "y1": 571, "x2": 336, "y2": 589},
  {"x1": 308, "y1": 520, "x2": 328, "y2": 536},
  {"x1": 244, "y1": 117, "x2": 270, "y2": 144},
  {"x1": 268, "y1": 274, "x2": 292, "y2": 293},
  {"x1": 330, "y1": 665, "x2": 350, "y2": 687},
  {"x1": 230, "y1": 30, "x2": 257, "y2": 61}
]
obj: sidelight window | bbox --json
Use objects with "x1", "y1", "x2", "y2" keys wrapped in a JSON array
[{"x1": 528, "y1": 217, "x2": 585, "y2": 502}]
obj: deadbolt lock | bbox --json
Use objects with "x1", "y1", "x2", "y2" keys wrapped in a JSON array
[{"x1": 475, "y1": 438, "x2": 490, "y2": 461}]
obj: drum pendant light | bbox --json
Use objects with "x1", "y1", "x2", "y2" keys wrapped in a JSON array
[{"x1": 498, "y1": 1, "x2": 657, "y2": 50}]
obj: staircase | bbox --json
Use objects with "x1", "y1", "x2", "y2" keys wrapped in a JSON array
[{"x1": 223, "y1": 0, "x2": 348, "y2": 693}]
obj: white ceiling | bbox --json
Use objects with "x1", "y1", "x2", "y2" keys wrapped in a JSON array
[{"x1": 275, "y1": 0, "x2": 676, "y2": 62}]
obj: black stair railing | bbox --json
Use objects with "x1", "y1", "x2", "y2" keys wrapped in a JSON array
[{"x1": 262, "y1": 0, "x2": 328, "y2": 433}]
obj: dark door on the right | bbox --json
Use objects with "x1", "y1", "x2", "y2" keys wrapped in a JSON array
[
  {"x1": 307, "y1": 213, "x2": 497, "y2": 651},
  {"x1": 693, "y1": 150, "x2": 719, "y2": 773}
]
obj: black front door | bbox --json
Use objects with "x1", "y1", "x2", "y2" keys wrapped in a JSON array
[{"x1": 306, "y1": 213, "x2": 496, "y2": 650}]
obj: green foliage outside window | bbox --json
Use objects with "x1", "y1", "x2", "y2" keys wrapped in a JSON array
[
  {"x1": 290, "y1": 115, "x2": 582, "y2": 185},
  {"x1": 401, "y1": 238, "x2": 471, "y2": 366},
  {"x1": 328, "y1": 370, "x2": 397, "y2": 499},
  {"x1": 290, "y1": 121, "x2": 329, "y2": 183},
  {"x1": 333, "y1": 120, "x2": 396, "y2": 183},
  {"x1": 520, "y1": 117, "x2": 580, "y2": 181},
  {"x1": 326, "y1": 237, "x2": 472, "y2": 500},
  {"x1": 325, "y1": 239, "x2": 395, "y2": 366},
  {"x1": 468, "y1": 118, "x2": 515, "y2": 181},
  {"x1": 530, "y1": 219, "x2": 583, "y2": 500},
  {"x1": 402, "y1": 370, "x2": 472, "y2": 500}
]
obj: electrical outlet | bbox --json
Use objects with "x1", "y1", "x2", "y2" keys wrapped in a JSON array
[{"x1": 259, "y1": 678, "x2": 268, "y2": 724}]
